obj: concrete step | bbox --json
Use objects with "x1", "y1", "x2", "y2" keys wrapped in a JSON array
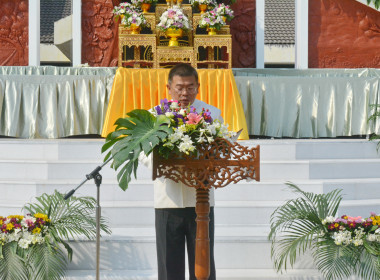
[
  {"x1": 1, "y1": 139, "x2": 378, "y2": 161},
  {"x1": 0, "y1": 159, "x2": 312, "y2": 181},
  {"x1": 64, "y1": 268, "x2": 326, "y2": 280}
]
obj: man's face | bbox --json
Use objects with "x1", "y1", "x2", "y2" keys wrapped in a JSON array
[{"x1": 167, "y1": 75, "x2": 199, "y2": 107}]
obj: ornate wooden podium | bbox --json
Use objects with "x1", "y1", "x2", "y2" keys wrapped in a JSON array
[{"x1": 153, "y1": 138, "x2": 260, "y2": 280}]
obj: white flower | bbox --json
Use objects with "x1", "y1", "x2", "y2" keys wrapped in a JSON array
[
  {"x1": 165, "y1": 112, "x2": 174, "y2": 118},
  {"x1": 322, "y1": 216, "x2": 336, "y2": 225},
  {"x1": 179, "y1": 109, "x2": 187, "y2": 116},
  {"x1": 197, "y1": 136, "x2": 206, "y2": 143},
  {"x1": 178, "y1": 124, "x2": 187, "y2": 133},
  {"x1": 170, "y1": 102, "x2": 179, "y2": 109},
  {"x1": 168, "y1": 131, "x2": 182, "y2": 143},
  {"x1": 18, "y1": 238, "x2": 31, "y2": 249},
  {"x1": 367, "y1": 234, "x2": 377, "y2": 242}
]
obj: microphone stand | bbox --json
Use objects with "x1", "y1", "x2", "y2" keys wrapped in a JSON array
[{"x1": 64, "y1": 156, "x2": 113, "y2": 280}]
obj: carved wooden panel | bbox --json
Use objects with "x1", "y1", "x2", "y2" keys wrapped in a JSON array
[
  {"x1": 229, "y1": 0, "x2": 256, "y2": 68},
  {"x1": 153, "y1": 138, "x2": 260, "y2": 190},
  {"x1": 0, "y1": 0, "x2": 28, "y2": 66},
  {"x1": 309, "y1": 0, "x2": 380, "y2": 68},
  {"x1": 82, "y1": 0, "x2": 120, "y2": 66}
]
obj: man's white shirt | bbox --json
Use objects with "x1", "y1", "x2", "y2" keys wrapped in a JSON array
[{"x1": 141, "y1": 99, "x2": 223, "y2": 208}]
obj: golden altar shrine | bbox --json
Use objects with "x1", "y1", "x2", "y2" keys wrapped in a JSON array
[{"x1": 118, "y1": 4, "x2": 232, "y2": 69}]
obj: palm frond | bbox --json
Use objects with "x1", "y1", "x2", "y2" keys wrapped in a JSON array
[
  {"x1": 357, "y1": 241, "x2": 380, "y2": 280},
  {"x1": 27, "y1": 242, "x2": 67, "y2": 280},
  {"x1": 23, "y1": 191, "x2": 111, "y2": 242},
  {"x1": 0, "y1": 242, "x2": 28, "y2": 280},
  {"x1": 102, "y1": 109, "x2": 173, "y2": 190},
  {"x1": 269, "y1": 182, "x2": 343, "y2": 272},
  {"x1": 313, "y1": 239, "x2": 359, "y2": 280}
]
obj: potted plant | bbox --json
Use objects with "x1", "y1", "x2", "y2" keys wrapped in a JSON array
[
  {"x1": 156, "y1": 7, "x2": 192, "y2": 46},
  {"x1": 269, "y1": 183, "x2": 380, "y2": 280},
  {"x1": 198, "y1": 9, "x2": 226, "y2": 35},
  {"x1": 190, "y1": 0, "x2": 217, "y2": 14},
  {"x1": 0, "y1": 191, "x2": 110, "y2": 279}
]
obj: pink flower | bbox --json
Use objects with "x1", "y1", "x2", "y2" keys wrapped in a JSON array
[{"x1": 186, "y1": 113, "x2": 203, "y2": 124}]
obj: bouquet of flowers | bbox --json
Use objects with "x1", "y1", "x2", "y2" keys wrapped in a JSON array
[
  {"x1": 0, "y1": 213, "x2": 49, "y2": 250},
  {"x1": 322, "y1": 213, "x2": 380, "y2": 246},
  {"x1": 102, "y1": 99, "x2": 237, "y2": 191},
  {"x1": 198, "y1": 9, "x2": 226, "y2": 30},
  {"x1": 269, "y1": 183, "x2": 380, "y2": 280},
  {"x1": 113, "y1": 2, "x2": 147, "y2": 27},
  {"x1": 121, "y1": 9, "x2": 148, "y2": 27},
  {"x1": 156, "y1": 6, "x2": 191, "y2": 32},
  {"x1": 214, "y1": 3, "x2": 234, "y2": 21},
  {"x1": 152, "y1": 99, "x2": 236, "y2": 157},
  {"x1": 131, "y1": 0, "x2": 158, "y2": 5},
  {"x1": 0, "y1": 191, "x2": 110, "y2": 280},
  {"x1": 189, "y1": 0, "x2": 217, "y2": 8},
  {"x1": 113, "y1": 2, "x2": 135, "y2": 22}
]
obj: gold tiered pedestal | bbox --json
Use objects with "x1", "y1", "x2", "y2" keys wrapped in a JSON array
[
  {"x1": 117, "y1": 4, "x2": 232, "y2": 69},
  {"x1": 194, "y1": 34, "x2": 232, "y2": 69},
  {"x1": 157, "y1": 46, "x2": 195, "y2": 67},
  {"x1": 118, "y1": 30, "x2": 157, "y2": 68}
]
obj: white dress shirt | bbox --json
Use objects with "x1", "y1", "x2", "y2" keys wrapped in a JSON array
[{"x1": 142, "y1": 99, "x2": 223, "y2": 208}]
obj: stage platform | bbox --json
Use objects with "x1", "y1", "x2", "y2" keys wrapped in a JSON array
[
  {"x1": 1, "y1": 67, "x2": 380, "y2": 139},
  {"x1": 1, "y1": 138, "x2": 379, "y2": 279}
]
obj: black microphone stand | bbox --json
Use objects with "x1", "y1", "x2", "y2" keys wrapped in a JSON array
[{"x1": 64, "y1": 156, "x2": 113, "y2": 280}]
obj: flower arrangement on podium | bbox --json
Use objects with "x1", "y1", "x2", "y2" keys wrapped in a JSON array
[
  {"x1": 269, "y1": 183, "x2": 380, "y2": 280},
  {"x1": 0, "y1": 191, "x2": 110, "y2": 280},
  {"x1": 157, "y1": 7, "x2": 191, "y2": 46},
  {"x1": 214, "y1": 3, "x2": 234, "y2": 22},
  {"x1": 189, "y1": 0, "x2": 217, "y2": 14},
  {"x1": 131, "y1": 0, "x2": 158, "y2": 13},
  {"x1": 198, "y1": 9, "x2": 226, "y2": 35},
  {"x1": 102, "y1": 98, "x2": 237, "y2": 190},
  {"x1": 113, "y1": 2, "x2": 148, "y2": 33}
]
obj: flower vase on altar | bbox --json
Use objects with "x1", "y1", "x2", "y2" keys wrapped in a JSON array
[
  {"x1": 206, "y1": 27, "x2": 217, "y2": 35},
  {"x1": 157, "y1": 6, "x2": 191, "y2": 47},
  {"x1": 166, "y1": 28, "x2": 184, "y2": 46},
  {"x1": 198, "y1": 4, "x2": 208, "y2": 14},
  {"x1": 198, "y1": 9, "x2": 226, "y2": 35},
  {"x1": 141, "y1": 3, "x2": 151, "y2": 12}
]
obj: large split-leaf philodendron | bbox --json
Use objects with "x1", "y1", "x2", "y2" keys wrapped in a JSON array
[{"x1": 102, "y1": 109, "x2": 173, "y2": 191}]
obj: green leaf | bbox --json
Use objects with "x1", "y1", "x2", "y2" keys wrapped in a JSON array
[
  {"x1": 0, "y1": 242, "x2": 28, "y2": 280},
  {"x1": 27, "y1": 243, "x2": 67, "y2": 280},
  {"x1": 268, "y1": 182, "x2": 344, "y2": 273},
  {"x1": 102, "y1": 109, "x2": 173, "y2": 191}
]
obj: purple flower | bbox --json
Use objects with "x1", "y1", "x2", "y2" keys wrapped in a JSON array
[{"x1": 154, "y1": 105, "x2": 163, "y2": 115}]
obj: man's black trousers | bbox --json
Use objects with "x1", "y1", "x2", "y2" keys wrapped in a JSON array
[{"x1": 155, "y1": 207, "x2": 216, "y2": 280}]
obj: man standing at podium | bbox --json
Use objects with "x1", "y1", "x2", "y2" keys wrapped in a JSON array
[{"x1": 154, "y1": 63, "x2": 222, "y2": 280}]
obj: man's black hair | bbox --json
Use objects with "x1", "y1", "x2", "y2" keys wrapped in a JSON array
[{"x1": 168, "y1": 63, "x2": 199, "y2": 85}]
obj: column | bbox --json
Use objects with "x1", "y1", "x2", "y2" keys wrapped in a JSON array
[
  {"x1": 29, "y1": 0, "x2": 40, "y2": 66},
  {"x1": 295, "y1": 0, "x2": 308, "y2": 69},
  {"x1": 255, "y1": 0, "x2": 265, "y2": 69},
  {"x1": 72, "y1": 0, "x2": 82, "y2": 66}
]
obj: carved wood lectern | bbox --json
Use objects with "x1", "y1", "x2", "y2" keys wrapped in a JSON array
[{"x1": 153, "y1": 138, "x2": 260, "y2": 280}]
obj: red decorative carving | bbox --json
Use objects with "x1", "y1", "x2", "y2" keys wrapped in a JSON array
[
  {"x1": 229, "y1": 0, "x2": 256, "y2": 68},
  {"x1": 82, "y1": 0, "x2": 120, "y2": 67},
  {"x1": 309, "y1": 0, "x2": 380, "y2": 68},
  {"x1": 0, "y1": 0, "x2": 28, "y2": 66}
]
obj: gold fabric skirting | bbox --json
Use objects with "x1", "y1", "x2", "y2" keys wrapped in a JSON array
[{"x1": 101, "y1": 68, "x2": 249, "y2": 140}]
